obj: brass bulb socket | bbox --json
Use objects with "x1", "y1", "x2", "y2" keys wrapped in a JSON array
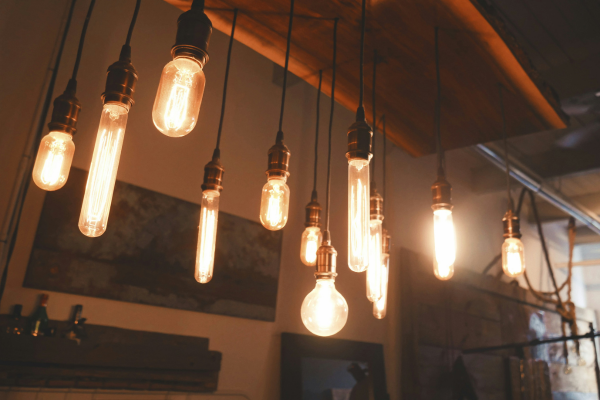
[
  {"x1": 370, "y1": 185, "x2": 384, "y2": 220},
  {"x1": 346, "y1": 120, "x2": 373, "y2": 161},
  {"x1": 431, "y1": 174, "x2": 453, "y2": 209},
  {"x1": 102, "y1": 48, "x2": 138, "y2": 110},
  {"x1": 201, "y1": 156, "x2": 224, "y2": 192},
  {"x1": 502, "y1": 209, "x2": 522, "y2": 239},
  {"x1": 48, "y1": 81, "x2": 81, "y2": 135},
  {"x1": 382, "y1": 228, "x2": 391, "y2": 254},
  {"x1": 266, "y1": 139, "x2": 291, "y2": 179},
  {"x1": 171, "y1": 8, "x2": 212, "y2": 66},
  {"x1": 315, "y1": 239, "x2": 337, "y2": 277},
  {"x1": 305, "y1": 198, "x2": 321, "y2": 228}
]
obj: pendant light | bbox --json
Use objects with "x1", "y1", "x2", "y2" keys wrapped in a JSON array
[
  {"x1": 79, "y1": 0, "x2": 141, "y2": 237},
  {"x1": 152, "y1": 0, "x2": 212, "y2": 137},
  {"x1": 300, "y1": 71, "x2": 324, "y2": 266},
  {"x1": 374, "y1": 115, "x2": 390, "y2": 319},
  {"x1": 431, "y1": 27, "x2": 457, "y2": 280},
  {"x1": 32, "y1": 0, "x2": 96, "y2": 191},
  {"x1": 367, "y1": 51, "x2": 383, "y2": 302},
  {"x1": 499, "y1": 85, "x2": 526, "y2": 278},
  {"x1": 195, "y1": 9, "x2": 238, "y2": 284},
  {"x1": 302, "y1": 18, "x2": 348, "y2": 337},
  {"x1": 259, "y1": 0, "x2": 294, "y2": 231},
  {"x1": 346, "y1": 0, "x2": 372, "y2": 273}
]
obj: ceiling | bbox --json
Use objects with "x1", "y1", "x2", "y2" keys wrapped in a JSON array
[{"x1": 164, "y1": 0, "x2": 566, "y2": 156}]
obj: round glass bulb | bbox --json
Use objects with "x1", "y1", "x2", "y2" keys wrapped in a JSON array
[
  {"x1": 433, "y1": 208, "x2": 456, "y2": 280},
  {"x1": 32, "y1": 131, "x2": 75, "y2": 191},
  {"x1": 502, "y1": 237, "x2": 525, "y2": 277},
  {"x1": 259, "y1": 177, "x2": 290, "y2": 230},
  {"x1": 300, "y1": 226, "x2": 323, "y2": 266},
  {"x1": 301, "y1": 279, "x2": 348, "y2": 337}
]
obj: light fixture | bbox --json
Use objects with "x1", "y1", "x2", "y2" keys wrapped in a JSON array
[
  {"x1": 260, "y1": 0, "x2": 294, "y2": 231},
  {"x1": 431, "y1": 27, "x2": 456, "y2": 280},
  {"x1": 79, "y1": 0, "x2": 140, "y2": 237},
  {"x1": 346, "y1": 0, "x2": 372, "y2": 273},
  {"x1": 373, "y1": 229, "x2": 390, "y2": 319},
  {"x1": 302, "y1": 18, "x2": 348, "y2": 337},
  {"x1": 499, "y1": 85, "x2": 525, "y2": 278},
  {"x1": 152, "y1": 0, "x2": 212, "y2": 137},
  {"x1": 301, "y1": 71, "x2": 323, "y2": 266},
  {"x1": 32, "y1": 0, "x2": 96, "y2": 191},
  {"x1": 195, "y1": 9, "x2": 237, "y2": 284}
]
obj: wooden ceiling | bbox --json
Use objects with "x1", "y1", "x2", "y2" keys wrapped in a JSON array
[{"x1": 165, "y1": 0, "x2": 568, "y2": 156}]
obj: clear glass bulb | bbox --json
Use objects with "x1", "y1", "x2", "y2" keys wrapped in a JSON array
[
  {"x1": 348, "y1": 159, "x2": 370, "y2": 272},
  {"x1": 259, "y1": 177, "x2": 290, "y2": 230},
  {"x1": 502, "y1": 237, "x2": 525, "y2": 277},
  {"x1": 152, "y1": 57, "x2": 205, "y2": 137},
  {"x1": 373, "y1": 253, "x2": 389, "y2": 319},
  {"x1": 301, "y1": 278, "x2": 348, "y2": 337},
  {"x1": 32, "y1": 131, "x2": 75, "y2": 191},
  {"x1": 366, "y1": 220, "x2": 383, "y2": 301},
  {"x1": 79, "y1": 103, "x2": 128, "y2": 237},
  {"x1": 195, "y1": 190, "x2": 220, "y2": 283},
  {"x1": 300, "y1": 226, "x2": 323, "y2": 266},
  {"x1": 433, "y1": 208, "x2": 456, "y2": 280}
]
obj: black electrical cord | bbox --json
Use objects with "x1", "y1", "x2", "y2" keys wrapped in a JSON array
[
  {"x1": 312, "y1": 70, "x2": 323, "y2": 196},
  {"x1": 434, "y1": 26, "x2": 445, "y2": 177},
  {"x1": 357, "y1": 0, "x2": 367, "y2": 121},
  {"x1": 499, "y1": 84, "x2": 513, "y2": 211},
  {"x1": 125, "y1": 0, "x2": 142, "y2": 47},
  {"x1": 325, "y1": 18, "x2": 338, "y2": 234},
  {"x1": 371, "y1": 50, "x2": 377, "y2": 183},
  {"x1": 276, "y1": 0, "x2": 295, "y2": 141},
  {"x1": 71, "y1": 0, "x2": 96, "y2": 82}
]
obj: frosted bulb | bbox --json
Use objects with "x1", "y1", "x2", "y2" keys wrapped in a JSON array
[
  {"x1": 32, "y1": 131, "x2": 75, "y2": 191},
  {"x1": 348, "y1": 159, "x2": 370, "y2": 272},
  {"x1": 260, "y1": 177, "x2": 290, "y2": 230},
  {"x1": 373, "y1": 253, "x2": 389, "y2": 319},
  {"x1": 152, "y1": 57, "x2": 205, "y2": 137},
  {"x1": 195, "y1": 190, "x2": 220, "y2": 283},
  {"x1": 300, "y1": 226, "x2": 323, "y2": 266},
  {"x1": 502, "y1": 237, "x2": 525, "y2": 277},
  {"x1": 301, "y1": 279, "x2": 348, "y2": 337},
  {"x1": 366, "y1": 220, "x2": 383, "y2": 301},
  {"x1": 79, "y1": 103, "x2": 128, "y2": 237},
  {"x1": 433, "y1": 209, "x2": 456, "y2": 280}
]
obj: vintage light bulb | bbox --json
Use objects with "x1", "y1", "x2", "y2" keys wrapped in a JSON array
[
  {"x1": 32, "y1": 132, "x2": 75, "y2": 191},
  {"x1": 366, "y1": 187, "x2": 384, "y2": 301},
  {"x1": 260, "y1": 177, "x2": 290, "y2": 230},
  {"x1": 433, "y1": 208, "x2": 456, "y2": 280},
  {"x1": 502, "y1": 238, "x2": 525, "y2": 277},
  {"x1": 348, "y1": 159, "x2": 370, "y2": 271},
  {"x1": 301, "y1": 278, "x2": 348, "y2": 337},
  {"x1": 373, "y1": 253, "x2": 389, "y2": 319},
  {"x1": 196, "y1": 190, "x2": 220, "y2": 283},
  {"x1": 301, "y1": 227, "x2": 323, "y2": 266}
]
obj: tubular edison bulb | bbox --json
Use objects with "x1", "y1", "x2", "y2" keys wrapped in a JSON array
[
  {"x1": 301, "y1": 279, "x2": 348, "y2": 337},
  {"x1": 260, "y1": 177, "x2": 290, "y2": 230},
  {"x1": 301, "y1": 227, "x2": 322, "y2": 266},
  {"x1": 433, "y1": 208, "x2": 456, "y2": 280},
  {"x1": 79, "y1": 104, "x2": 128, "y2": 237},
  {"x1": 32, "y1": 132, "x2": 75, "y2": 191},
  {"x1": 348, "y1": 159, "x2": 370, "y2": 271},
  {"x1": 153, "y1": 57, "x2": 205, "y2": 137},
  {"x1": 373, "y1": 253, "x2": 389, "y2": 319},
  {"x1": 366, "y1": 219, "x2": 383, "y2": 301},
  {"x1": 196, "y1": 190, "x2": 219, "y2": 283},
  {"x1": 502, "y1": 238, "x2": 525, "y2": 277}
]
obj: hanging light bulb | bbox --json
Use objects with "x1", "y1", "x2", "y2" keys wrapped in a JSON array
[
  {"x1": 367, "y1": 185, "x2": 383, "y2": 301},
  {"x1": 373, "y1": 229, "x2": 390, "y2": 319},
  {"x1": 301, "y1": 194, "x2": 322, "y2": 266},
  {"x1": 153, "y1": 0, "x2": 212, "y2": 137},
  {"x1": 79, "y1": 41, "x2": 138, "y2": 237},
  {"x1": 260, "y1": 137, "x2": 291, "y2": 231},
  {"x1": 502, "y1": 210, "x2": 525, "y2": 277},
  {"x1": 432, "y1": 178, "x2": 456, "y2": 280}
]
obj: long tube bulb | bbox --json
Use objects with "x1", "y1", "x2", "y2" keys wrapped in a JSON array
[
  {"x1": 152, "y1": 57, "x2": 206, "y2": 137},
  {"x1": 348, "y1": 160, "x2": 370, "y2": 271},
  {"x1": 301, "y1": 278, "x2": 348, "y2": 337},
  {"x1": 502, "y1": 237, "x2": 525, "y2": 277},
  {"x1": 78, "y1": 103, "x2": 128, "y2": 237},
  {"x1": 32, "y1": 131, "x2": 75, "y2": 191},
  {"x1": 366, "y1": 220, "x2": 383, "y2": 301},
  {"x1": 373, "y1": 253, "x2": 389, "y2": 319},
  {"x1": 433, "y1": 208, "x2": 456, "y2": 280},
  {"x1": 300, "y1": 227, "x2": 323, "y2": 266},
  {"x1": 195, "y1": 190, "x2": 220, "y2": 283},
  {"x1": 260, "y1": 177, "x2": 290, "y2": 230}
]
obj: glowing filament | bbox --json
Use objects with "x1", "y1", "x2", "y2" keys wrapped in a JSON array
[
  {"x1": 433, "y1": 209, "x2": 456, "y2": 280},
  {"x1": 348, "y1": 160, "x2": 370, "y2": 272},
  {"x1": 196, "y1": 191, "x2": 220, "y2": 283}
]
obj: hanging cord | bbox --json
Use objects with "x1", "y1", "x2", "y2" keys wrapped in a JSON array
[
  {"x1": 371, "y1": 50, "x2": 377, "y2": 183},
  {"x1": 356, "y1": 0, "x2": 367, "y2": 121},
  {"x1": 0, "y1": 0, "x2": 77, "y2": 306},
  {"x1": 312, "y1": 70, "x2": 323, "y2": 196},
  {"x1": 499, "y1": 85, "x2": 513, "y2": 211},
  {"x1": 213, "y1": 9, "x2": 238, "y2": 158},
  {"x1": 434, "y1": 27, "x2": 445, "y2": 177},
  {"x1": 70, "y1": 0, "x2": 95, "y2": 83},
  {"x1": 325, "y1": 18, "x2": 338, "y2": 234},
  {"x1": 125, "y1": 0, "x2": 142, "y2": 46},
  {"x1": 276, "y1": 0, "x2": 295, "y2": 142},
  {"x1": 381, "y1": 114, "x2": 387, "y2": 220}
]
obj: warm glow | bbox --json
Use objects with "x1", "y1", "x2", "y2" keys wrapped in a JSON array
[
  {"x1": 79, "y1": 103, "x2": 128, "y2": 237},
  {"x1": 301, "y1": 279, "x2": 348, "y2": 337},
  {"x1": 433, "y1": 208, "x2": 456, "y2": 280},
  {"x1": 502, "y1": 237, "x2": 525, "y2": 277},
  {"x1": 32, "y1": 131, "x2": 75, "y2": 191},
  {"x1": 196, "y1": 190, "x2": 220, "y2": 283},
  {"x1": 152, "y1": 57, "x2": 205, "y2": 137},
  {"x1": 373, "y1": 253, "x2": 389, "y2": 319},
  {"x1": 260, "y1": 177, "x2": 290, "y2": 230},
  {"x1": 300, "y1": 226, "x2": 323, "y2": 266},
  {"x1": 348, "y1": 159, "x2": 370, "y2": 272},
  {"x1": 366, "y1": 220, "x2": 383, "y2": 301}
]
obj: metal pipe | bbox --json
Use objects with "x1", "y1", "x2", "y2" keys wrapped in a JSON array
[
  {"x1": 474, "y1": 144, "x2": 600, "y2": 235},
  {"x1": 463, "y1": 330, "x2": 600, "y2": 354}
]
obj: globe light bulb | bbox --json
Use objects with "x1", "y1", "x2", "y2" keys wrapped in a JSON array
[
  {"x1": 433, "y1": 208, "x2": 456, "y2": 280},
  {"x1": 366, "y1": 219, "x2": 383, "y2": 301},
  {"x1": 502, "y1": 237, "x2": 525, "y2": 277},
  {"x1": 152, "y1": 57, "x2": 205, "y2": 137},
  {"x1": 300, "y1": 227, "x2": 323, "y2": 266},
  {"x1": 373, "y1": 253, "x2": 389, "y2": 319},
  {"x1": 195, "y1": 190, "x2": 220, "y2": 283},
  {"x1": 79, "y1": 103, "x2": 128, "y2": 237},
  {"x1": 32, "y1": 131, "x2": 75, "y2": 191},
  {"x1": 348, "y1": 159, "x2": 370, "y2": 272},
  {"x1": 301, "y1": 278, "x2": 348, "y2": 337},
  {"x1": 260, "y1": 177, "x2": 290, "y2": 230}
]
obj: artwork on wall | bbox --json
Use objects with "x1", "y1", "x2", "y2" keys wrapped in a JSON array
[
  {"x1": 281, "y1": 333, "x2": 389, "y2": 400},
  {"x1": 24, "y1": 167, "x2": 283, "y2": 322}
]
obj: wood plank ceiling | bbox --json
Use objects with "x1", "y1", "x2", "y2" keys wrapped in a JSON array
[{"x1": 164, "y1": 0, "x2": 568, "y2": 156}]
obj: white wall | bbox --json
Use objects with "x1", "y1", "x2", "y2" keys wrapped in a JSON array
[{"x1": 0, "y1": 0, "x2": 572, "y2": 399}]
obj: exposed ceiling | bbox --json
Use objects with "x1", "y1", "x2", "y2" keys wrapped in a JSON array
[{"x1": 164, "y1": 0, "x2": 566, "y2": 156}]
